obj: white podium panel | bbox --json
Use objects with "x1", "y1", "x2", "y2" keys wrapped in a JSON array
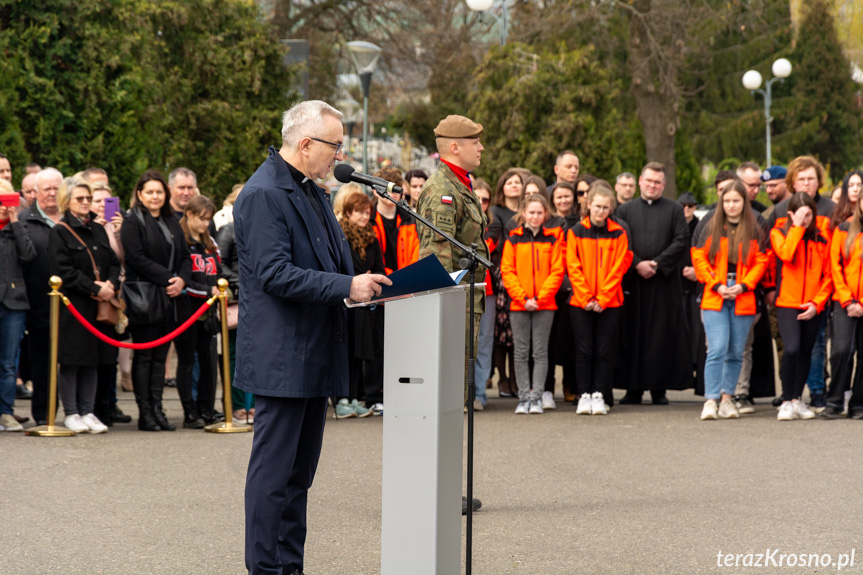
[{"x1": 380, "y1": 289, "x2": 466, "y2": 575}]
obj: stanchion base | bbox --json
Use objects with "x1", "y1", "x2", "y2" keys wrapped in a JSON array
[
  {"x1": 204, "y1": 421, "x2": 253, "y2": 433},
  {"x1": 26, "y1": 424, "x2": 76, "y2": 437}
]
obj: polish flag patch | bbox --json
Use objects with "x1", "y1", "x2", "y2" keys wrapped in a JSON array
[{"x1": 441, "y1": 196, "x2": 453, "y2": 204}]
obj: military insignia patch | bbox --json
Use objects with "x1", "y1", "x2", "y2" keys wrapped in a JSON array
[{"x1": 441, "y1": 196, "x2": 453, "y2": 204}]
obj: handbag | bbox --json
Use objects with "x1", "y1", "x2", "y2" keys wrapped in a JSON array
[
  {"x1": 121, "y1": 280, "x2": 168, "y2": 325},
  {"x1": 58, "y1": 222, "x2": 125, "y2": 325}
]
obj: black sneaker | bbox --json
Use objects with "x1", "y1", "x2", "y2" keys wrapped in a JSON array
[
  {"x1": 771, "y1": 395, "x2": 784, "y2": 407},
  {"x1": 820, "y1": 406, "x2": 843, "y2": 419},
  {"x1": 16, "y1": 384, "x2": 32, "y2": 400},
  {"x1": 164, "y1": 377, "x2": 177, "y2": 388},
  {"x1": 110, "y1": 405, "x2": 133, "y2": 423},
  {"x1": 462, "y1": 496, "x2": 482, "y2": 515},
  {"x1": 810, "y1": 393, "x2": 827, "y2": 413}
]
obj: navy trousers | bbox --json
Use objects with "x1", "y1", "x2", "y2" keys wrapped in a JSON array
[{"x1": 245, "y1": 395, "x2": 328, "y2": 575}]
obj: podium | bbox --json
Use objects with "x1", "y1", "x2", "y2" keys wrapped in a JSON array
[{"x1": 378, "y1": 286, "x2": 467, "y2": 574}]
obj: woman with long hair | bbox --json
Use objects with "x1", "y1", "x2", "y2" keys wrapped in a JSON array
[
  {"x1": 567, "y1": 183, "x2": 631, "y2": 415},
  {"x1": 691, "y1": 180, "x2": 767, "y2": 420},
  {"x1": 176, "y1": 195, "x2": 224, "y2": 427},
  {"x1": 49, "y1": 178, "x2": 121, "y2": 433},
  {"x1": 337, "y1": 190, "x2": 381, "y2": 417},
  {"x1": 825, "y1": 188, "x2": 863, "y2": 419},
  {"x1": 830, "y1": 170, "x2": 863, "y2": 229},
  {"x1": 501, "y1": 193, "x2": 565, "y2": 414},
  {"x1": 488, "y1": 169, "x2": 525, "y2": 398},
  {"x1": 120, "y1": 171, "x2": 192, "y2": 431},
  {"x1": 770, "y1": 192, "x2": 832, "y2": 421}
]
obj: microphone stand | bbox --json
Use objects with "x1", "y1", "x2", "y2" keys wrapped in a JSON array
[{"x1": 370, "y1": 183, "x2": 491, "y2": 575}]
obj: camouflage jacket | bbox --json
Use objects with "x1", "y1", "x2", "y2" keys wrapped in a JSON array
[{"x1": 417, "y1": 162, "x2": 490, "y2": 313}]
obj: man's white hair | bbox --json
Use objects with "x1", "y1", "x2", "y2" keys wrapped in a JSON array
[
  {"x1": 35, "y1": 167, "x2": 63, "y2": 191},
  {"x1": 281, "y1": 100, "x2": 343, "y2": 150}
]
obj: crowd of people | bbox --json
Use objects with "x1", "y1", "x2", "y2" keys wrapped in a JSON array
[
  {"x1": 0, "y1": 158, "x2": 244, "y2": 433},
  {"x1": 1, "y1": 146, "x2": 862, "y2": 433}
]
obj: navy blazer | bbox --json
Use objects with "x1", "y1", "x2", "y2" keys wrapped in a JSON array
[{"x1": 233, "y1": 147, "x2": 354, "y2": 398}]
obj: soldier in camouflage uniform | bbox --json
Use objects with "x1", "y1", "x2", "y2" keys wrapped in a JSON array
[
  {"x1": 417, "y1": 114, "x2": 489, "y2": 516},
  {"x1": 417, "y1": 115, "x2": 490, "y2": 393}
]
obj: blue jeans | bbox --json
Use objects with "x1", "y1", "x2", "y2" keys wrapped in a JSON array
[
  {"x1": 702, "y1": 301, "x2": 755, "y2": 401},
  {"x1": 474, "y1": 294, "x2": 494, "y2": 406},
  {"x1": 805, "y1": 312, "x2": 827, "y2": 394},
  {"x1": 0, "y1": 305, "x2": 26, "y2": 415}
]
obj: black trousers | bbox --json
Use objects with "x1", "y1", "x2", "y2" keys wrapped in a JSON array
[
  {"x1": 174, "y1": 321, "x2": 218, "y2": 410},
  {"x1": 27, "y1": 325, "x2": 50, "y2": 422},
  {"x1": 777, "y1": 307, "x2": 822, "y2": 401},
  {"x1": 827, "y1": 303, "x2": 863, "y2": 412},
  {"x1": 245, "y1": 395, "x2": 328, "y2": 575},
  {"x1": 129, "y1": 324, "x2": 171, "y2": 404},
  {"x1": 571, "y1": 306, "x2": 621, "y2": 402}
]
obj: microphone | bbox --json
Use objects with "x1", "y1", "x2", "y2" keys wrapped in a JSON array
[{"x1": 334, "y1": 164, "x2": 404, "y2": 195}]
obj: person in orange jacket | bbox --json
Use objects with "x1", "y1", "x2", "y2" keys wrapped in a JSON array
[
  {"x1": 691, "y1": 181, "x2": 768, "y2": 420},
  {"x1": 372, "y1": 167, "x2": 419, "y2": 275},
  {"x1": 770, "y1": 192, "x2": 833, "y2": 421},
  {"x1": 501, "y1": 194, "x2": 565, "y2": 415},
  {"x1": 566, "y1": 183, "x2": 632, "y2": 416},
  {"x1": 825, "y1": 181, "x2": 863, "y2": 419}
]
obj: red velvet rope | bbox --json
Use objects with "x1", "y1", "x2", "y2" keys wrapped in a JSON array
[{"x1": 64, "y1": 299, "x2": 215, "y2": 349}]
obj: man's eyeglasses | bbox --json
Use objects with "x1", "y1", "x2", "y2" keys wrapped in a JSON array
[{"x1": 309, "y1": 137, "x2": 343, "y2": 155}]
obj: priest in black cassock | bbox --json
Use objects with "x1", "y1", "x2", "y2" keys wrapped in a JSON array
[{"x1": 613, "y1": 162, "x2": 693, "y2": 404}]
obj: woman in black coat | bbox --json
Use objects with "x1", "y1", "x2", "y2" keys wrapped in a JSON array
[
  {"x1": 120, "y1": 171, "x2": 192, "y2": 431},
  {"x1": 49, "y1": 179, "x2": 121, "y2": 434},
  {"x1": 337, "y1": 190, "x2": 384, "y2": 417}
]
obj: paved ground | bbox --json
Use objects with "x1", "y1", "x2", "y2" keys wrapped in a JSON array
[{"x1": 4, "y1": 386, "x2": 863, "y2": 575}]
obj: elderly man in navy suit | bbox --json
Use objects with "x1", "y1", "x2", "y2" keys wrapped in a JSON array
[{"x1": 234, "y1": 100, "x2": 391, "y2": 575}]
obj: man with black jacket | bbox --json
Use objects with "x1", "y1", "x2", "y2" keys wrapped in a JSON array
[{"x1": 21, "y1": 168, "x2": 63, "y2": 425}]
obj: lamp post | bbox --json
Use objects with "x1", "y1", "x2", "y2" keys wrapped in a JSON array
[
  {"x1": 346, "y1": 41, "x2": 382, "y2": 173},
  {"x1": 742, "y1": 57, "x2": 792, "y2": 167},
  {"x1": 466, "y1": 0, "x2": 508, "y2": 45},
  {"x1": 337, "y1": 98, "x2": 361, "y2": 164}
]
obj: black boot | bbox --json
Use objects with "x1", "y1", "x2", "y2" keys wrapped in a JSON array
[
  {"x1": 149, "y1": 376, "x2": 175, "y2": 431},
  {"x1": 137, "y1": 400, "x2": 160, "y2": 431},
  {"x1": 182, "y1": 400, "x2": 204, "y2": 429},
  {"x1": 198, "y1": 399, "x2": 225, "y2": 425}
]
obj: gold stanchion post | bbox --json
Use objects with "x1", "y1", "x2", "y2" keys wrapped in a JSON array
[
  {"x1": 27, "y1": 276, "x2": 75, "y2": 437},
  {"x1": 205, "y1": 279, "x2": 252, "y2": 433}
]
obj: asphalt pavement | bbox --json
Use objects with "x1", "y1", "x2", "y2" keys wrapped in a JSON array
[{"x1": 4, "y1": 385, "x2": 863, "y2": 575}]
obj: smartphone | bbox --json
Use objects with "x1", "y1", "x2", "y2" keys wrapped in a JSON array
[
  {"x1": 0, "y1": 193, "x2": 20, "y2": 207},
  {"x1": 104, "y1": 197, "x2": 120, "y2": 221}
]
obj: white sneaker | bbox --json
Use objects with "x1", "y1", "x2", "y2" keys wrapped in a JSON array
[
  {"x1": 528, "y1": 400, "x2": 544, "y2": 414},
  {"x1": 590, "y1": 392, "x2": 607, "y2": 415},
  {"x1": 514, "y1": 401, "x2": 530, "y2": 415},
  {"x1": 718, "y1": 398, "x2": 740, "y2": 419},
  {"x1": 576, "y1": 393, "x2": 592, "y2": 415},
  {"x1": 0, "y1": 413, "x2": 23, "y2": 432},
  {"x1": 700, "y1": 399, "x2": 718, "y2": 420},
  {"x1": 541, "y1": 391, "x2": 556, "y2": 410},
  {"x1": 794, "y1": 400, "x2": 816, "y2": 420},
  {"x1": 370, "y1": 403, "x2": 384, "y2": 416},
  {"x1": 81, "y1": 413, "x2": 108, "y2": 434},
  {"x1": 64, "y1": 414, "x2": 89, "y2": 433},
  {"x1": 777, "y1": 401, "x2": 795, "y2": 421}
]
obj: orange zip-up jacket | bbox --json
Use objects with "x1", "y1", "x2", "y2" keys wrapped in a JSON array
[
  {"x1": 766, "y1": 212, "x2": 831, "y2": 293},
  {"x1": 566, "y1": 216, "x2": 632, "y2": 309},
  {"x1": 690, "y1": 235, "x2": 768, "y2": 315},
  {"x1": 830, "y1": 221, "x2": 863, "y2": 308},
  {"x1": 770, "y1": 225, "x2": 833, "y2": 312},
  {"x1": 374, "y1": 212, "x2": 419, "y2": 274},
  {"x1": 501, "y1": 225, "x2": 565, "y2": 311}
]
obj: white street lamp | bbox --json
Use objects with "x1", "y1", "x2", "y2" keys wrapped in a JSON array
[
  {"x1": 337, "y1": 98, "x2": 361, "y2": 163},
  {"x1": 346, "y1": 41, "x2": 382, "y2": 173},
  {"x1": 466, "y1": 0, "x2": 508, "y2": 45},
  {"x1": 742, "y1": 58, "x2": 792, "y2": 167}
]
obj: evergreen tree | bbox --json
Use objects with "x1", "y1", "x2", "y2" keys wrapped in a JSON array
[{"x1": 788, "y1": 0, "x2": 862, "y2": 178}]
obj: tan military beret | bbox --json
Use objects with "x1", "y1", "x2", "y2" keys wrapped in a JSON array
[{"x1": 433, "y1": 115, "x2": 483, "y2": 139}]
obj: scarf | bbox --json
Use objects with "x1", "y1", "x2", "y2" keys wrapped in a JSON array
[{"x1": 340, "y1": 218, "x2": 376, "y2": 261}]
